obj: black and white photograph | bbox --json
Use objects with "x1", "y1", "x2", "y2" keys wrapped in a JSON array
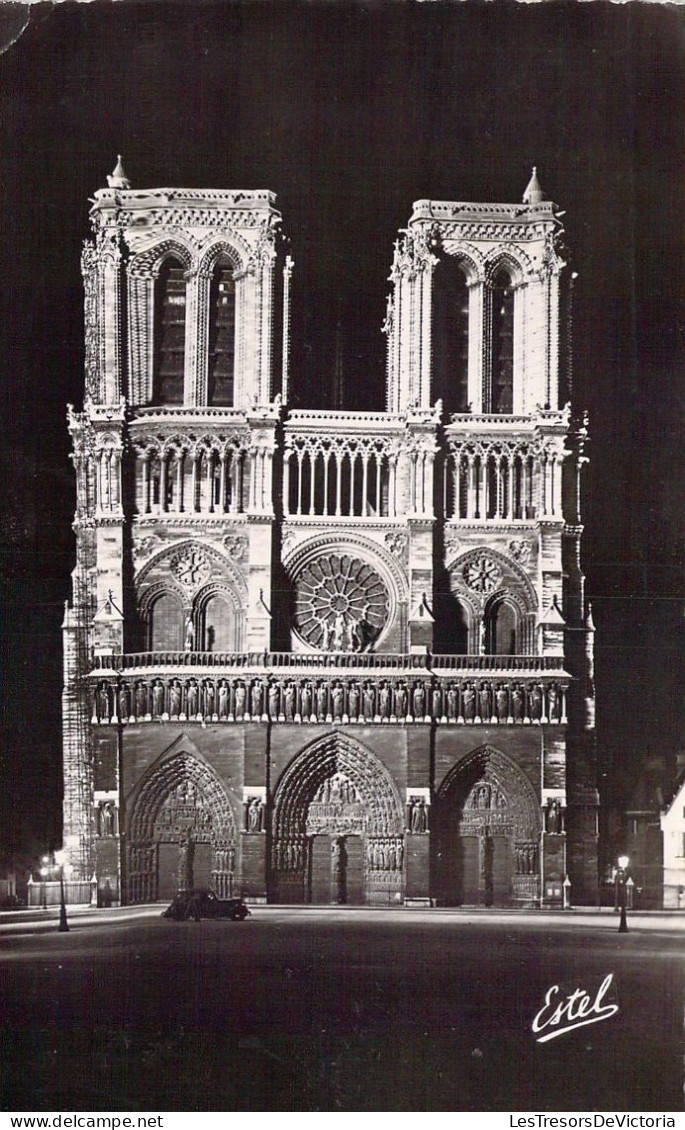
[{"x1": 0, "y1": 0, "x2": 683, "y2": 1115}]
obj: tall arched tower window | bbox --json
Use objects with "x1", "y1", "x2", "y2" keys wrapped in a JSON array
[
  {"x1": 153, "y1": 259, "x2": 186, "y2": 405},
  {"x1": 432, "y1": 259, "x2": 469, "y2": 414},
  {"x1": 148, "y1": 592, "x2": 184, "y2": 651},
  {"x1": 490, "y1": 267, "x2": 514, "y2": 414},
  {"x1": 486, "y1": 598, "x2": 519, "y2": 656},
  {"x1": 208, "y1": 257, "x2": 236, "y2": 406}
]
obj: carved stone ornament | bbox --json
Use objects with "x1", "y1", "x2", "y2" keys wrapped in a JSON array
[
  {"x1": 223, "y1": 534, "x2": 248, "y2": 562},
  {"x1": 463, "y1": 553, "x2": 502, "y2": 594},
  {"x1": 508, "y1": 539, "x2": 532, "y2": 565},
  {"x1": 133, "y1": 535, "x2": 163, "y2": 562},
  {"x1": 384, "y1": 531, "x2": 408, "y2": 560},
  {"x1": 170, "y1": 546, "x2": 211, "y2": 588},
  {"x1": 293, "y1": 553, "x2": 389, "y2": 651}
]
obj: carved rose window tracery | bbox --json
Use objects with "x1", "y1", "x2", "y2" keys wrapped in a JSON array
[
  {"x1": 293, "y1": 554, "x2": 389, "y2": 651},
  {"x1": 463, "y1": 553, "x2": 502, "y2": 594},
  {"x1": 170, "y1": 546, "x2": 211, "y2": 588}
]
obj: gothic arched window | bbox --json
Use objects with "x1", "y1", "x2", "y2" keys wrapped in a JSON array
[
  {"x1": 486, "y1": 598, "x2": 518, "y2": 656},
  {"x1": 207, "y1": 257, "x2": 236, "y2": 406},
  {"x1": 200, "y1": 594, "x2": 237, "y2": 651},
  {"x1": 490, "y1": 267, "x2": 514, "y2": 414},
  {"x1": 149, "y1": 592, "x2": 184, "y2": 651},
  {"x1": 153, "y1": 259, "x2": 186, "y2": 405},
  {"x1": 432, "y1": 259, "x2": 469, "y2": 414}
]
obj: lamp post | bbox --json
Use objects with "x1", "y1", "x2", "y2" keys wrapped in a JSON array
[
  {"x1": 54, "y1": 850, "x2": 70, "y2": 933},
  {"x1": 40, "y1": 856, "x2": 49, "y2": 910},
  {"x1": 616, "y1": 854, "x2": 629, "y2": 934}
]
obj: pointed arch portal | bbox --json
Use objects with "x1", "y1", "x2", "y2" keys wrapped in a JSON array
[
  {"x1": 271, "y1": 733, "x2": 405, "y2": 905},
  {"x1": 432, "y1": 746, "x2": 542, "y2": 907},
  {"x1": 127, "y1": 749, "x2": 237, "y2": 903}
]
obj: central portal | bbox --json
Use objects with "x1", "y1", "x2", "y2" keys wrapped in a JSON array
[
  {"x1": 270, "y1": 734, "x2": 405, "y2": 906},
  {"x1": 307, "y1": 774, "x2": 365, "y2": 904}
]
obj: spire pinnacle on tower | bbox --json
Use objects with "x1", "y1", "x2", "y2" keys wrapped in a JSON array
[
  {"x1": 106, "y1": 155, "x2": 131, "y2": 190},
  {"x1": 522, "y1": 165, "x2": 546, "y2": 205}
]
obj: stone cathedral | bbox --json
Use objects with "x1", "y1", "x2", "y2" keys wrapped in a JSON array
[{"x1": 62, "y1": 159, "x2": 598, "y2": 908}]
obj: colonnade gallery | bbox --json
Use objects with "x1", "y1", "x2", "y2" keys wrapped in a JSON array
[{"x1": 62, "y1": 160, "x2": 598, "y2": 907}]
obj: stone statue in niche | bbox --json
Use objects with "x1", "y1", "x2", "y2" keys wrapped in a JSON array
[
  {"x1": 548, "y1": 685, "x2": 560, "y2": 722},
  {"x1": 169, "y1": 680, "x2": 182, "y2": 718},
  {"x1": 479, "y1": 684, "x2": 491, "y2": 721},
  {"x1": 187, "y1": 679, "x2": 199, "y2": 717},
  {"x1": 412, "y1": 684, "x2": 425, "y2": 719},
  {"x1": 496, "y1": 686, "x2": 508, "y2": 722},
  {"x1": 118, "y1": 685, "x2": 128, "y2": 722},
  {"x1": 332, "y1": 613, "x2": 346, "y2": 651},
  {"x1": 268, "y1": 683, "x2": 280, "y2": 718},
  {"x1": 178, "y1": 830, "x2": 194, "y2": 891},
  {"x1": 348, "y1": 683, "x2": 360, "y2": 719},
  {"x1": 447, "y1": 686, "x2": 458, "y2": 721},
  {"x1": 135, "y1": 681, "x2": 148, "y2": 719},
  {"x1": 184, "y1": 616, "x2": 195, "y2": 651},
  {"x1": 234, "y1": 682, "x2": 245, "y2": 718},
  {"x1": 363, "y1": 683, "x2": 375, "y2": 720},
  {"x1": 203, "y1": 680, "x2": 215, "y2": 718},
  {"x1": 301, "y1": 683, "x2": 312, "y2": 719},
  {"x1": 547, "y1": 799, "x2": 563, "y2": 835},
  {"x1": 284, "y1": 682, "x2": 295, "y2": 721},
  {"x1": 379, "y1": 684, "x2": 390, "y2": 718},
  {"x1": 316, "y1": 683, "x2": 328, "y2": 720},
  {"x1": 410, "y1": 798, "x2": 427, "y2": 833},
  {"x1": 248, "y1": 798, "x2": 263, "y2": 832},
  {"x1": 98, "y1": 683, "x2": 110, "y2": 721},
  {"x1": 218, "y1": 680, "x2": 230, "y2": 719},
  {"x1": 511, "y1": 685, "x2": 524, "y2": 722},
  {"x1": 463, "y1": 684, "x2": 476, "y2": 722},
  {"x1": 530, "y1": 684, "x2": 543, "y2": 721},
  {"x1": 395, "y1": 684, "x2": 407, "y2": 719},
  {"x1": 332, "y1": 683, "x2": 344, "y2": 720},
  {"x1": 251, "y1": 680, "x2": 264, "y2": 718},
  {"x1": 101, "y1": 803, "x2": 115, "y2": 836},
  {"x1": 152, "y1": 679, "x2": 165, "y2": 717}
]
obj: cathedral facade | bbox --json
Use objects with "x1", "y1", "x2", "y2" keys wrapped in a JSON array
[{"x1": 62, "y1": 160, "x2": 598, "y2": 908}]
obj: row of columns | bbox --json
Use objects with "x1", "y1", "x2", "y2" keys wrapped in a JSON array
[
  {"x1": 446, "y1": 449, "x2": 563, "y2": 521},
  {"x1": 138, "y1": 449, "x2": 247, "y2": 515},
  {"x1": 283, "y1": 447, "x2": 396, "y2": 518},
  {"x1": 93, "y1": 450, "x2": 122, "y2": 513}
]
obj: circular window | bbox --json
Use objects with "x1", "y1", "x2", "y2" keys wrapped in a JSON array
[{"x1": 293, "y1": 554, "x2": 389, "y2": 651}]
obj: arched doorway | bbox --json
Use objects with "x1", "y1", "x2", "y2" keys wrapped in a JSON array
[
  {"x1": 432, "y1": 746, "x2": 541, "y2": 907},
  {"x1": 271, "y1": 734, "x2": 405, "y2": 905},
  {"x1": 127, "y1": 749, "x2": 237, "y2": 903}
]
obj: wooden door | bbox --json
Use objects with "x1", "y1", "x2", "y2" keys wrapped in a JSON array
[
  {"x1": 344, "y1": 836, "x2": 364, "y2": 905},
  {"x1": 157, "y1": 843, "x2": 179, "y2": 900},
  {"x1": 308, "y1": 834, "x2": 332, "y2": 904},
  {"x1": 458, "y1": 836, "x2": 481, "y2": 905}
]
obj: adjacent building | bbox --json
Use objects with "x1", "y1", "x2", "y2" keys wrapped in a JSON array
[{"x1": 62, "y1": 160, "x2": 598, "y2": 907}]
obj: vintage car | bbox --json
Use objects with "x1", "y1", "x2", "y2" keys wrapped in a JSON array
[{"x1": 162, "y1": 888, "x2": 251, "y2": 922}]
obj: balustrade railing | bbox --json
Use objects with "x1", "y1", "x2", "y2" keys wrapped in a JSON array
[
  {"x1": 89, "y1": 667, "x2": 568, "y2": 728},
  {"x1": 91, "y1": 651, "x2": 564, "y2": 673}
]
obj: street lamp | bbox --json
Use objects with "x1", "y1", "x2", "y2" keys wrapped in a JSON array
[
  {"x1": 616, "y1": 854, "x2": 629, "y2": 934},
  {"x1": 54, "y1": 850, "x2": 70, "y2": 933}
]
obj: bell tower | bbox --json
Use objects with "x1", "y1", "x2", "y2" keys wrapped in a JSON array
[
  {"x1": 62, "y1": 160, "x2": 290, "y2": 883},
  {"x1": 384, "y1": 168, "x2": 598, "y2": 902}
]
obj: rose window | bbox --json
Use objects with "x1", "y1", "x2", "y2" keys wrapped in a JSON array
[
  {"x1": 463, "y1": 554, "x2": 502, "y2": 594},
  {"x1": 170, "y1": 547, "x2": 211, "y2": 588},
  {"x1": 293, "y1": 554, "x2": 389, "y2": 651}
]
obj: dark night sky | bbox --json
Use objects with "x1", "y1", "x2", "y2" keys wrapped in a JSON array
[{"x1": 0, "y1": 0, "x2": 682, "y2": 859}]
